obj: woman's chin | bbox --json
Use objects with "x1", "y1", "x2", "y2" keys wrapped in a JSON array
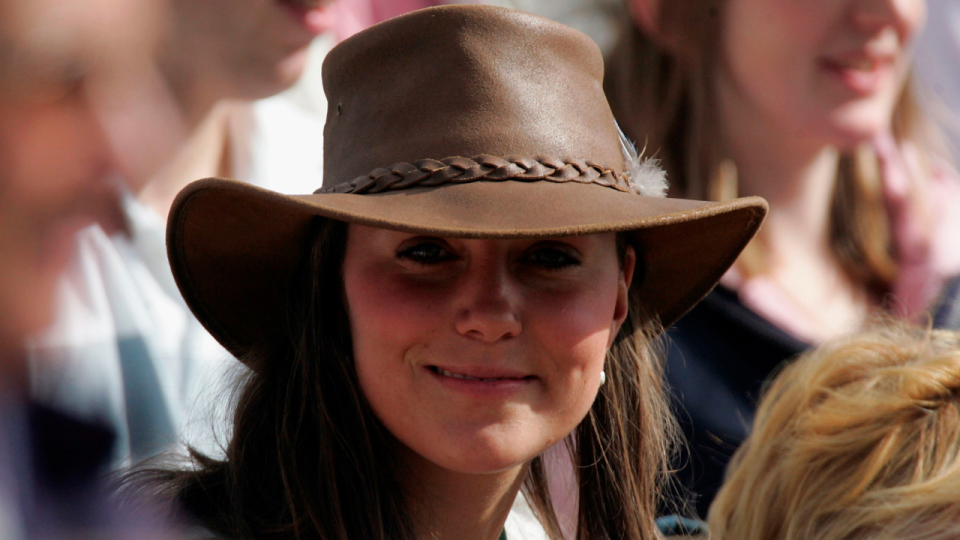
[
  {"x1": 824, "y1": 105, "x2": 893, "y2": 149},
  {"x1": 433, "y1": 455, "x2": 529, "y2": 476},
  {"x1": 415, "y1": 438, "x2": 545, "y2": 476}
]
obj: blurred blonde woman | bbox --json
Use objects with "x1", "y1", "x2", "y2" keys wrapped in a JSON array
[
  {"x1": 709, "y1": 325, "x2": 960, "y2": 540},
  {"x1": 604, "y1": 0, "x2": 960, "y2": 514}
]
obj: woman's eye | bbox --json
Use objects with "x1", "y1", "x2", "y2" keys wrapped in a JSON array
[
  {"x1": 397, "y1": 242, "x2": 456, "y2": 264},
  {"x1": 523, "y1": 246, "x2": 581, "y2": 270}
]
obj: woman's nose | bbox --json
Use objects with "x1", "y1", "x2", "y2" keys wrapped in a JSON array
[
  {"x1": 850, "y1": 0, "x2": 925, "y2": 42},
  {"x1": 453, "y1": 260, "x2": 522, "y2": 342}
]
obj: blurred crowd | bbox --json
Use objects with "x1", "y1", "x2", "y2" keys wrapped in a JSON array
[{"x1": 1, "y1": 0, "x2": 959, "y2": 538}]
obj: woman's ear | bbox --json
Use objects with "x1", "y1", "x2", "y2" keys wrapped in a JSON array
[
  {"x1": 627, "y1": 0, "x2": 661, "y2": 37},
  {"x1": 609, "y1": 245, "x2": 636, "y2": 346}
]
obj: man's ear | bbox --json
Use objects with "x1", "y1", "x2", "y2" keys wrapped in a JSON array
[
  {"x1": 627, "y1": 0, "x2": 685, "y2": 53},
  {"x1": 609, "y1": 245, "x2": 636, "y2": 347},
  {"x1": 627, "y1": 0, "x2": 661, "y2": 37}
]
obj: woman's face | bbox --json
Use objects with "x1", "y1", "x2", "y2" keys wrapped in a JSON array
[
  {"x1": 343, "y1": 225, "x2": 634, "y2": 474},
  {"x1": 716, "y1": 0, "x2": 925, "y2": 147}
]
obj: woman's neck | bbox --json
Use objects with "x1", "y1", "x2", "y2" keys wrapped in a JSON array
[
  {"x1": 716, "y1": 75, "x2": 873, "y2": 341},
  {"x1": 728, "y1": 130, "x2": 840, "y2": 263},
  {"x1": 716, "y1": 77, "x2": 840, "y2": 252},
  {"x1": 400, "y1": 450, "x2": 526, "y2": 540}
]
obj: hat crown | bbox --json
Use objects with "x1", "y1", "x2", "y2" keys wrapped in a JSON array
[{"x1": 320, "y1": 5, "x2": 624, "y2": 191}]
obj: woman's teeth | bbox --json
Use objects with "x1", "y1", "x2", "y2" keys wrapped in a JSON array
[{"x1": 435, "y1": 367, "x2": 507, "y2": 382}]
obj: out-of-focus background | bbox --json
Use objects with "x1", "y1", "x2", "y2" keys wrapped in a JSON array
[{"x1": 2, "y1": 0, "x2": 959, "y2": 537}]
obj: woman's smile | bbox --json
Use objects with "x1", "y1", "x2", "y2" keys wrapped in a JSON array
[
  {"x1": 818, "y1": 49, "x2": 897, "y2": 96},
  {"x1": 718, "y1": 0, "x2": 924, "y2": 145},
  {"x1": 427, "y1": 364, "x2": 538, "y2": 397}
]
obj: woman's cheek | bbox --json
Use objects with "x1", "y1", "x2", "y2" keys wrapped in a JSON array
[
  {"x1": 530, "y1": 288, "x2": 617, "y2": 391},
  {"x1": 536, "y1": 283, "x2": 620, "y2": 343},
  {"x1": 348, "y1": 270, "x2": 448, "y2": 337}
]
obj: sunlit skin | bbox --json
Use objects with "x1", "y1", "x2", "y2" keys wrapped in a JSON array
[
  {"x1": 342, "y1": 225, "x2": 634, "y2": 538},
  {"x1": 717, "y1": 0, "x2": 925, "y2": 149}
]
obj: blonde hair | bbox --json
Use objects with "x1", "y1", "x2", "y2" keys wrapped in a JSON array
[
  {"x1": 708, "y1": 325, "x2": 960, "y2": 540},
  {"x1": 604, "y1": 2, "x2": 948, "y2": 292}
]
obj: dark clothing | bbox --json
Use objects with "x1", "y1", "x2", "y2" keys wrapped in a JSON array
[
  {"x1": 0, "y1": 399, "x2": 172, "y2": 539},
  {"x1": 30, "y1": 403, "x2": 115, "y2": 492},
  {"x1": 24, "y1": 403, "x2": 117, "y2": 535},
  {"x1": 664, "y1": 277, "x2": 960, "y2": 518}
]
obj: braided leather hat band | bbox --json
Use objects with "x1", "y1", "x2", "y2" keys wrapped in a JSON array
[{"x1": 317, "y1": 155, "x2": 630, "y2": 195}]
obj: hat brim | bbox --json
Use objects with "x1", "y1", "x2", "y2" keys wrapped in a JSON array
[{"x1": 168, "y1": 177, "x2": 766, "y2": 360}]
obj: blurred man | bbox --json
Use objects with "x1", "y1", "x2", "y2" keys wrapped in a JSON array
[
  {"x1": 27, "y1": 0, "x2": 340, "y2": 467},
  {"x1": 0, "y1": 0, "x2": 135, "y2": 361},
  {"x1": 0, "y1": 0, "x2": 174, "y2": 537}
]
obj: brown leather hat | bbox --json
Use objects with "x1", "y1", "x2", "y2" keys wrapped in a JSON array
[{"x1": 167, "y1": 4, "x2": 767, "y2": 360}]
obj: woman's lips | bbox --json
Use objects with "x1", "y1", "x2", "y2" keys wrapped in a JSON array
[
  {"x1": 427, "y1": 365, "x2": 536, "y2": 395},
  {"x1": 819, "y1": 53, "x2": 895, "y2": 96}
]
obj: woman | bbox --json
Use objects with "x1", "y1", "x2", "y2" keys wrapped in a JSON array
[
  {"x1": 142, "y1": 6, "x2": 766, "y2": 539},
  {"x1": 605, "y1": 0, "x2": 960, "y2": 515},
  {"x1": 709, "y1": 325, "x2": 960, "y2": 540}
]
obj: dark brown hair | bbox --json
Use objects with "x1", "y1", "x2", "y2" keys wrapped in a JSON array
[{"x1": 128, "y1": 219, "x2": 679, "y2": 540}]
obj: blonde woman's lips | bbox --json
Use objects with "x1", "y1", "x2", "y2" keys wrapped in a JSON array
[{"x1": 819, "y1": 52, "x2": 896, "y2": 96}]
